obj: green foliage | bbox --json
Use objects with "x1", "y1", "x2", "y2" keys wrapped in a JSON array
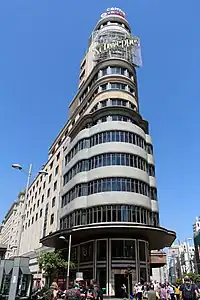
[
  {"x1": 186, "y1": 272, "x2": 200, "y2": 283},
  {"x1": 176, "y1": 272, "x2": 200, "y2": 285},
  {"x1": 38, "y1": 250, "x2": 75, "y2": 277},
  {"x1": 176, "y1": 277, "x2": 183, "y2": 285}
]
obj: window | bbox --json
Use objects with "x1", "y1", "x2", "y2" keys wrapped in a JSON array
[
  {"x1": 50, "y1": 161, "x2": 54, "y2": 169},
  {"x1": 33, "y1": 204, "x2": 35, "y2": 211},
  {"x1": 49, "y1": 174, "x2": 52, "y2": 183},
  {"x1": 102, "y1": 68, "x2": 107, "y2": 76},
  {"x1": 101, "y1": 84, "x2": 107, "y2": 91},
  {"x1": 40, "y1": 209, "x2": 42, "y2": 217},
  {"x1": 35, "y1": 213, "x2": 38, "y2": 221},
  {"x1": 55, "y1": 166, "x2": 59, "y2": 176},
  {"x1": 57, "y1": 152, "x2": 60, "y2": 161},
  {"x1": 65, "y1": 130, "x2": 146, "y2": 165},
  {"x1": 41, "y1": 195, "x2": 44, "y2": 203},
  {"x1": 43, "y1": 182, "x2": 46, "y2": 189},
  {"x1": 54, "y1": 181, "x2": 57, "y2": 191},
  {"x1": 32, "y1": 217, "x2": 34, "y2": 224},
  {"x1": 61, "y1": 177, "x2": 152, "y2": 207},
  {"x1": 63, "y1": 153, "x2": 148, "y2": 185},
  {"x1": 52, "y1": 197, "x2": 56, "y2": 207},
  {"x1": 47, "y1": 188, "x2": 50, "y2": 198},
  {"x1": 60, "y1": 205, "x2": 158, "y2": 229},
  {"x1": 37, "y1": 200, "x2": 40, "y2": 207},
  {"x1": 50, "y1": 214, "x2": 54, "y2": 225},
  {"x1": 97, "y1": 240, "x2": 107, "y2": 260},
  {"x1": 110, "y1": 82, "x2": 126, "y2": 90}
]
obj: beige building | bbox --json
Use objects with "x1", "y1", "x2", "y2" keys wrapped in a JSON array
[
  {"x1": 0, "y1": 191, "x2": 25, "y2": 258},
  {"x1": 4, "y1": 7, "x2": 176, "y2": 291}
]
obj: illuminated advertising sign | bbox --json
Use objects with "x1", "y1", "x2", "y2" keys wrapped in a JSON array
[
  {"x1": 101, "y1": 7, "x2": 126, "y2": 19},
  {"x1": 93, "y1": 35, "x2": 142, "y2": 67}
]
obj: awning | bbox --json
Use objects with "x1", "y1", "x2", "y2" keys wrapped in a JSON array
[
  {"x1": 40, "y1": 223, "x2": 176, "y2": 250},
  {"x1": 20, "y1": 266, "x2": 32, "y2": 275}
]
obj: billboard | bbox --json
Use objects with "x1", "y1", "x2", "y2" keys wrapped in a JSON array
[{"x1": 92, "y1": 30, "x2": 142, "y2": 68}]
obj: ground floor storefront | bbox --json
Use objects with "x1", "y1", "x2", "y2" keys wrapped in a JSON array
[{"x1": 61, "y1": 238, "x2": 150, "y2": 297}]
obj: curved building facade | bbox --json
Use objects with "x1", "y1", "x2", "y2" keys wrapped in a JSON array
[{"x1": 41, "y1": 8, "x2": 175, "y2": 296}]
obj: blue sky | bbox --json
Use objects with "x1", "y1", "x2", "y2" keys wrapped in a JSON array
[{"x1": 0, "y1": 0, "x2": 199, "y2": 242}]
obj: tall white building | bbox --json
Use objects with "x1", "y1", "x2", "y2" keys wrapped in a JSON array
[
  {"x1": 193, "y1": 217, "x2": 200, "y2": 235},
  {"x1": 167, "y1": 241, "x2": 195, "y2": 282},
  {"x1": 5, "y1": 7, "x2": 176, "y2": 293},
  {"x1": 0, "y1": 191, "x2": 25, "y2": 258}
]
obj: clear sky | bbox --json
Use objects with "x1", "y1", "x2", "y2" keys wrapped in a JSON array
[{"x1": 0, "y1": 0, "x2": 199, "y2": 242}]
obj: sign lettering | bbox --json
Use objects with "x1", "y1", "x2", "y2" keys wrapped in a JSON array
[{"x1": 94, "y1": 37, "x2": 139, "y2": 56}]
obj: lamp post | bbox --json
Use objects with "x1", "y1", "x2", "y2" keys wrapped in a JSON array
[
  {"x1": 59, "y1": 235, "x2": 72, "y2": 290},
  {"x1": 12, "y1": 163, "x2": 48, "y2": 256}
]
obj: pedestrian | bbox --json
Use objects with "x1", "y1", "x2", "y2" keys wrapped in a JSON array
[
  {"x1": 146, "y1": 284, "x2": 158, "y2": 300},
  {"x1": 65, "y1": 281, "x2": 81, "y2": 300},
  {"x1": 159, "y1": 284, "x2": 168, "y2": 300},
  {"x1": 179, "y1": 277, "x2": 198, "y2": 300}
]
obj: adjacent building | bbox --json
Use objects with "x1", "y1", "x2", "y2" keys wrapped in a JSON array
[
  {"x1": 193, "y1": 217, "x2": 200, "y2": 273},
  {"x1": 0, "y1": 191, "x2": 25, "y2": 258},
  {"x1": 166, "y1": 241, "x2": 195, "y2": 283},
  {"x1": 3, "y1": 7, "x2": 176, "y2": 294}
]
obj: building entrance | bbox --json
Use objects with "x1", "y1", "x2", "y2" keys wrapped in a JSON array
[{"x1": 114, "y1": 274, "x2": 125, "y2": 298}]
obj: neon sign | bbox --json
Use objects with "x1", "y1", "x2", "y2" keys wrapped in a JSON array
[{"x1": 101, "y1": 7, "x2": 126, "y2": 19}]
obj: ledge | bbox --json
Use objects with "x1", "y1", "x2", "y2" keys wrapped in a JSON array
[{"x1": 40, "y1": 223, "x2": 176, "y2": 250}]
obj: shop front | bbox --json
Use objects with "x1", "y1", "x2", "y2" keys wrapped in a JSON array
[{"x1": 62, "y1": 238, "x2": 149, "y2": 297}]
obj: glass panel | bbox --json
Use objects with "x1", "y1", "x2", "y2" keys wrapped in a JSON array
[
  {"x1": 97, "y1": 269, "x2": 107, "y2": 294},
  {"x1": 97, "y1": 240, "x2": 107, "y2": 260},
  {"x1": 80, "y1": 242, "x2": 93, "y2": 262},
  {"x1": 140, "y1": 268, "x2": 147, "y2": 282},
  {"x1": 139, "y1": 241, "x2": 146, "y2": 262},
  {"x1": 124, "y1": 240, "x2": 136, "y2": 260},
  {"x1": 111, "y1": 240, "x2": 123, "y2": 258}
]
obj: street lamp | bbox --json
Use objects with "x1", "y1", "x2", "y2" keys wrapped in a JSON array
[
  {"x1": 59, "y1": 235, "x2": 72, "y2": 290},
  {"x1": 12, "y1": 163, "x2": 48, "y2": 255}
]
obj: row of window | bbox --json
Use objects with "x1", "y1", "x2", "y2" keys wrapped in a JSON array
[
  {"x1": 68, "y1": 239, "x2": 147, "y2": 263},
  {"x1": 101, "y1": 67, "x2": 134, "y2": 80},
  {"x1": 28, "y1": 155, "x2": 60, "y2": 198},
  {"x1": 26, "y1": 197, "x2": 56, "y2": 219},
  {"x1": 61, "y1": 177, "x2": 157, "y2": 208},
  {"x1": 65, "y1": 130, "x2": 153, "y2": 165},
  {"x1": 23, "y1": 198, "x2": 56, "y2": 231},
  {"x1": 60, "y1": 204, "x2": 159, "y2": 229},
  {"x1": 63, "y1": 153, "x2": 155, "y2": 185},
  {"x1": 91, "y1": 115, "x2": 140, "y2": 127},
  {"x1": 90, "y1": 98, "x2": 136, "y2": 113},
  {"x1": 101, "y1": 82, "x2": 135, "y2": 95}
]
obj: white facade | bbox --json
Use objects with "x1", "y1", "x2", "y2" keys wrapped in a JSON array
[
  {"x1": 0, "y1": 191, "x2": 25, "y2": 258},
  {"x1": 193, "y1": 217, "x2": 200, "y2": 235},
  {"x1": 19, "y1": 147, "x2": 63, "y2": 255},
  {"x1": 166, "y1": 241, "x2": 195, "y2": 280},
  {"x1": 151, "y1": 266, "x2": 168, "y2": 283}
]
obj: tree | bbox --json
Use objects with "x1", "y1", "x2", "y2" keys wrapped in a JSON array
[
  {"x1": 186, "y1": 272, "x2": 200, "y2": 283},
  {"x1": 176, "y1": 272, "x2": 200, "y2": 285},
  {"x1": 38, "y1": 251, "x2": 75, "y2": 284}
]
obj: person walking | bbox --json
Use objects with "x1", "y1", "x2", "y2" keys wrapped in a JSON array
[{"x1": 179, "y1": 277, "x2": 198, "y2": 300}]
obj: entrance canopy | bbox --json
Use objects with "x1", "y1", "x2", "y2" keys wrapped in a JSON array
[{"x1": 40, "y1": 223, "x2": 176, "y2": 250}]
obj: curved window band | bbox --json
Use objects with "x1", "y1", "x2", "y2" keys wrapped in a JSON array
[
  {"x1": 60, "y1": 204, "x2": 159, "y2": 229},
  {"x1": 64, "y1": 153, "x2": 150, "y2": 185},
  {"x1": 61, "y1": 177, "x2": 157, "y2": 207},
  {"x1": 65, "y1": 130, "x2": 152, "y2": 165}
]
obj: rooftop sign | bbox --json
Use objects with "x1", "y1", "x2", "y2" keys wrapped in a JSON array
[{"x1": 101, "y1": 8, "x2": 126, "y2": 19}]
